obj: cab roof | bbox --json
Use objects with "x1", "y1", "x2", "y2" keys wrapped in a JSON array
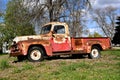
[{"x1": 43, "y1": 22, "x2": 67, "y2": 27}]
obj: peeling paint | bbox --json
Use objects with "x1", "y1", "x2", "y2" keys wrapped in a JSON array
[{"x1": 10, "y1": 22, "x2": 111, "y2": 58}]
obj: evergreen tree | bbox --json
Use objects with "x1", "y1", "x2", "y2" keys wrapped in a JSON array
[{"x1": 112, "y1": 16, "x2": 120, "y2": 45}]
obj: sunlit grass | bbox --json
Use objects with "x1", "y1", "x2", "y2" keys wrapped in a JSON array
[{"x1": 0, "y1": 50, "x2": 120, "y2": 80}]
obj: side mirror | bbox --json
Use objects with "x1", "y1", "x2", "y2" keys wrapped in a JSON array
[
  {"x1": 52, "y1": 34, "x2": 55, "y2": 37},
  {"x1": 51, "y1": 31, "x2": 55, "y2": 37}
]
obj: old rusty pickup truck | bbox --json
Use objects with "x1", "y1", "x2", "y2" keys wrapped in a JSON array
[{"x1": 10, "y1": 22, "x2": 111, "y2": 62}]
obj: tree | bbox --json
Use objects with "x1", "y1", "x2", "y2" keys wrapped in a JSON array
[
  {"x1": 22, "y1": 0, "x2": 67, "y2": 34},
  {"x1": 112, "y1": 16, "x2": 120, "y2": 45},
  {"x1": 26, "y1": 0, "x2": 69, "y2": 34},
  {"x1": 61, "y1": 0, "x2": 91, "y2": 37},
  {"x1": 3, "y1": 0, "x2": 35, "y2": 42},
  {"x1": 0, "y1": 13, "x2": 2, "y2": 17},
  {"x1": 88, "y1": 32, "x2": 102, "y2": 37},
  {"x1": 92, "y1": 6, "x2": 116, "y2": 39},
  {"x1": 24, "y1": 0, "x2": 91, "y2": 35}
]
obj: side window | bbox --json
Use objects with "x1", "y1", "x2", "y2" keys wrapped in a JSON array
[
  {"x1": 53, "y1": 25, "x2": 65, "y2": 34},
  {"x1": 40, "y1": 25, "x2": 51, "y2": 34}
]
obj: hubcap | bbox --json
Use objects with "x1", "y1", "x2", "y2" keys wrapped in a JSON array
[
  {"x1": 91, "y1": 49, "x2": 99, "y2": 57},
  {"x1": 30, "y1": 50, "x2": 41, "y2": 60}
]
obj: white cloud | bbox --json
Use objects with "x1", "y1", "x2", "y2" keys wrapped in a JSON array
[
  {"x1": 89, "y1": 28, "x2": 96, "y2": 33},
  {"x1": 92, "y1": 0, "x2": 120, "y2": 8},
  {"x1": 89, "y1": 27, "x2": 103, "y2": 34}
]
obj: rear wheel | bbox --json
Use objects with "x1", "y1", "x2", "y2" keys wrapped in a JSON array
[
  {"x1": 89, "y1": 46, "x2": 101, "y2": 59},
  {"x1": 27, "y1": 47, "x2": 44, "y2": 62}
]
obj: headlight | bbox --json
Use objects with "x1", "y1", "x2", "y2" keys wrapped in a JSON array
[{"x1": 11, "y1": 41, "x2": 17, "y2": 45}]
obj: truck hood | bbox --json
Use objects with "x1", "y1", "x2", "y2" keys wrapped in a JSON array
[{"x1": 13, "y1": 35, "x2": 42, "y2": 43}]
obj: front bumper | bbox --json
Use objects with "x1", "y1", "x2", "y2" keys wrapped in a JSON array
[
  {"x1": 10, "y1": 51, "x2": 22, "y2": 57},
  {"x1": 9, "y1": 45, "x2": 25, "y2": 57}
]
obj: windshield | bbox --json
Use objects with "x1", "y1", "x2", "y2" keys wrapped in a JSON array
[{"x1": 40, "y1": 25, "x2": 51, "y2": 34}]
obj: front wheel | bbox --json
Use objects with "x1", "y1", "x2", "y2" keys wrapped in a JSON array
[
  {"x1": 27, "y1": 47, "x2": 44, "y2": 62},
  {"x1": 89, "y1": 46, "x2": 101, "y2": 59}
]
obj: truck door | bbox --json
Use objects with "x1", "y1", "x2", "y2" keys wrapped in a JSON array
[{"x1": 51, "y1": 25, "x2": 71, "y2": 52}]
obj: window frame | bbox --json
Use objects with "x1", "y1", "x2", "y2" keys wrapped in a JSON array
[{"x1": 53, "y1": 25, "x2": 65, "y2": 34}]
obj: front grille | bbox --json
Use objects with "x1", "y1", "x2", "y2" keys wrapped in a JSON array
[{"x1": 10, "y1": 42, "x2": 19, "y2": 52}]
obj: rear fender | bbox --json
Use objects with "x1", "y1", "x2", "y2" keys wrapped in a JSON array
[
  {"x1": 86, "y1": 40, "x2": 102, "y2": 53},
  {"x1": 86, "y1": 44, "x2": 102, "y2": 53}
]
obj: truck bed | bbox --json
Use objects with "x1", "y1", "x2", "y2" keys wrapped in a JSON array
[{"x1": 71, "y1": 37, "x2": 111, "y2": 52}]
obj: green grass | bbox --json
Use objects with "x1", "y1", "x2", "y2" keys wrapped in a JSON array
[
  {"x1": 13, "y1": 63, "x2": 34, "y2": 73},
  {"x1": 0, "y1": 49, "x2": 120, "y2": 80},
  {"x1": 0, "y1": 59, "x2": 10, "y2": 70},
  {"x1": 0, "y1": 53, "x2": 7, "y2": 55}
]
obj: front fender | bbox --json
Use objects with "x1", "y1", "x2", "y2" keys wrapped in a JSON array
[
  {"x1": 26, "y1": 40, "x2": 53, "y2": 56},
  {"x1": 10, "y1": 39, "x2": 53, "y2": 56}
]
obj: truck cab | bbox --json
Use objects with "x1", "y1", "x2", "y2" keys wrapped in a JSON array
[
  {"x1": 42, "y1": 22, "x2": 71, "y2": 52},
  {"x1": 10, "y1": 22, "x2": 111, "y2": 62}
]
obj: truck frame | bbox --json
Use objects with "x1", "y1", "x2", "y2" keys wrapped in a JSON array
[{"x1": 10, "y1": 22, "x2": 111, "y2": 62}]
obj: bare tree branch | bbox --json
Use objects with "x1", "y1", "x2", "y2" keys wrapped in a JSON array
[{"x1": 92, "y1": 6, "x2": 117, "y2": 39}]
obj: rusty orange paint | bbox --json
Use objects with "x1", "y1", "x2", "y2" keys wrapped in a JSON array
[
  {"x1": 51, "y1": 38, "x2": 71, "y2": 52},
  {"x1": 9, "y1": 22, "x2": 111, "y2": 58}
]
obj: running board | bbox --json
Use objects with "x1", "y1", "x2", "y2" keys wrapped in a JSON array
[{"x1": 52, "y1": 50, "x2": 86, "y2": 56}]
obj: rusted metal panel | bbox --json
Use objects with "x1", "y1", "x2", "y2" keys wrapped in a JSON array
[
  {"x1": 71, "y1": 38, "x2": 84, "y2": 51},
  {"x1": 51, "y1": 36, "x2": 71, "y2": 52},
  {"x1": 82, "y1": 37, "x2": 111, "y2": 53},
  {"x1": 51, "y1": 41, "x2": 71, "y2": 52},
  {"x1": 83, "y1": 37, "x2": 111, "y2": 50},
  {"x1": 10, "y1": 42, "x2": 25, "y2": 56},
  {"x1": 10, "y1": 38, "x2": 52, "y2": 56},
  {"x1": 71, "y1": 37, "x2": 111, "y2": 53},
  {"x1": 44, "y1": 46, "x2": 53, "y2": 56},
  {"x1": 13, "y1": 35, "x2": 42, "y2": 43}
]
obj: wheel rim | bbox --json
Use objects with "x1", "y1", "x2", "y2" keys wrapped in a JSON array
[
  {"x1": 30, "y1": 50, "x2": 41, "y2": 60},
  {"x1": 91, "y1": 49, "x2": 99, "y2": 58}
]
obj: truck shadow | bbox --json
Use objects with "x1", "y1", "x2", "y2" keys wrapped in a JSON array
[
  {"x1": 46, "y1": 54, "x2": 89, "y2": 61},
  {"x1": 12, "y1": 54, "x2": 89, "y2": 63}
]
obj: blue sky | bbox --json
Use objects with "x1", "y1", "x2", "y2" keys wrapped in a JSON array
[
  {"x1": 93, "y1": 0, "x2": 120, "y2": 8},
  {"x1": 1, "y1": 0, "x2": 120, "y2": 36},
  {"x1": 0, "y1": 0, "x2": 8, "y2": 22},
  {"x1": 0, "y1": 0, "x2": 8, "y2": 11}
]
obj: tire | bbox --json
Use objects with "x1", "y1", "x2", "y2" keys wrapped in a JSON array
[
  {"x1": 27, "y1": 47, "x2": 44, "y2": 62},
  {"x1": 89, "y1": 46, "x2": 101, "y2": 59}
]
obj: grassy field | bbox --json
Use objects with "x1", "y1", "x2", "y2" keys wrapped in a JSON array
[{"x1": 0, "y1": 50, "x2": 120, "y2": 80}]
